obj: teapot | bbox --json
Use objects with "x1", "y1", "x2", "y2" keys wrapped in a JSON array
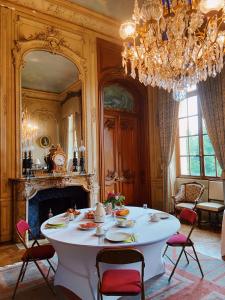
[{"x1": 94, "y1": 202, "x2": 106, "y2": 223}]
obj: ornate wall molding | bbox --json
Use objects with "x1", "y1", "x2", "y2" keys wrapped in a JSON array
[{"x1": 6, "y1": 0, "x2": 119, "y2": 38}]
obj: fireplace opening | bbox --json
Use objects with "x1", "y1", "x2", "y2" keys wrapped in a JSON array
[{"x1": 28, "y1": 186, "x2": 89, "y2": 239}]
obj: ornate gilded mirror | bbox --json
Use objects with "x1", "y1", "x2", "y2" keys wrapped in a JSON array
[{"x1": 21, "y1": 50, "x2": 83, "y2": 175}]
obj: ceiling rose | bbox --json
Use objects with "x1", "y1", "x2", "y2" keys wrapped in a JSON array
[{"x1": 119, "y1": 0, "x2": 225, "y2": 101}]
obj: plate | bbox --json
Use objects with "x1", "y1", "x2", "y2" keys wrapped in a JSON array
[
  {"x1": 105, "y1": 231, "x2": 131, "y2": 242},
  {"x1": 47, "y1": 218, "x2": 66, "y2": 226},
  {"x1": 78, "y1": 222, "x2": 97, "y2": 230},
  {"x1": 156, "y1": 213, "x2": 170, "y2": 219}
]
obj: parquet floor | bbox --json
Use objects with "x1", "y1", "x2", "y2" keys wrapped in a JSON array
[{"x1": 0, "y1": 225, "x2": 222, "y2": 267}]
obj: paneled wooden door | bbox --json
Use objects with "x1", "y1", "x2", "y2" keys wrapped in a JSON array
[{"x1": 103, "y1": 110, "x2": 140, "y2": 205}]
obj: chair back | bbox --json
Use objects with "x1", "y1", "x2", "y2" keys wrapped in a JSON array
[
  {"x1": 179, "y1": 208, "x2": 197, "y2": 225},
  {"x1": 96, "y1": 247, "x2": 144, "y2": 265},
  {"x1": 16, "y1": 220, "x2": 30, "y2": 247},
  {"x1": 184, "y1": 181, "x2": 205, "y2": 203}
]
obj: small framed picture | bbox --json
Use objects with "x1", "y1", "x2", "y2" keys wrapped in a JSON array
[{"x1": 39, "y1": 136, "x2": 51, "y2": 148}]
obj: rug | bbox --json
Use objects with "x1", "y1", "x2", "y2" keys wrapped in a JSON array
[{"x1": 1, "y1": 250, "x2": 225, "y2": 300}]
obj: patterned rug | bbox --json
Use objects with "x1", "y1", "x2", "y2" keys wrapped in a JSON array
[{"x1": 1, "y1": 250, "x2": 225, "y2": 300}]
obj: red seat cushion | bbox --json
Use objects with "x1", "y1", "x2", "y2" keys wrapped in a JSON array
[
  {"x1": 100, "y1": 269, "x2": 142, "y2": 295},
  {"x1": 167, "y1": 233, "x2": 193, "y2": 246},
  {"x1": 22, "y1": 244, "x2": 55, "y2": 261}
]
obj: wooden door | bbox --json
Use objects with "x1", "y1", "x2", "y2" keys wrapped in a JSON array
[{"x1": 103, "y1": 111, "x2": 140, "y2": 205}]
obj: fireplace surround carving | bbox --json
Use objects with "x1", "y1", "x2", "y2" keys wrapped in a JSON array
[{"x1": 10, "y1": 173, "x2": 98, "y2": 241}]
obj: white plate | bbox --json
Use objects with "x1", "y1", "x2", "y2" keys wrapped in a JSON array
[
  {"x1": 47, "y1": 218, "x2": 66, "y2": 226},
  {"x1": 106, "y1": 231, "x2": 131, "y2": 242},
  {"x1": 156, "y1": 213, "x2": 170, "y2": 219}
]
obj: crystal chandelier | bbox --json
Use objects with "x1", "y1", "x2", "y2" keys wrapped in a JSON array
[
  {"x1": 119, "y1": 0, "x2": 225, "y2": 101},
  {"x1": 22, "y1": 108, "x2": 38, "y2": 149}
]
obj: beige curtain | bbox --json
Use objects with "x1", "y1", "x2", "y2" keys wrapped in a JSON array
[
  {"x1": 198, "y1": 71, "x2": 225, "y2": 257},
  {"x1": 158, "y1": 89, "x2": 179, "y2": 212},
  {"x1": 61, "y1": 117, "x2": 68, "y2": 155}
]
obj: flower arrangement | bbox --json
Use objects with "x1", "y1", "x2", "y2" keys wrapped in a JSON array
[{"x1": 104, "y1": 192, "x2": 125, "y2": 209}]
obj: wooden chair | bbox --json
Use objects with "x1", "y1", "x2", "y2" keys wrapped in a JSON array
[
  {"x1": 96, "y1": 248, "x2": 145, "y2": 300},
  {"x1": 173, "y1": 181, "x2": 205, "y2": 216},
  {"x1": 163, "y1": 208, "x2": 204, "y2": 281},
  {"x1": 12, "y1": 220, "x2": 56, "y2": 299}
]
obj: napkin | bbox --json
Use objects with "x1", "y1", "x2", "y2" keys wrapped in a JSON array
[
  {"x1": 45, "y1": 223, "x2": 66, "y2": 229},
  {"x1": 123, "y1": 233, "x2": 137, "y2": 243}
]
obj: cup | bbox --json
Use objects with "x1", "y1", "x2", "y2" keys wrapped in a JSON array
[
  {"x1": 143, "y1": 204, "x2": 148, "y2": 209},
  {"x1": 150, "y1": 214, "x2": 160, "y2": 222},
  {"x1": 96, "y1": 226, "x2": 104, "y2": 236}
]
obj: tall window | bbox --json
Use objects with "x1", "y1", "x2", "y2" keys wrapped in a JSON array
[{"x1": 177, "y1": 86, "x2": 222, "y2": 178}]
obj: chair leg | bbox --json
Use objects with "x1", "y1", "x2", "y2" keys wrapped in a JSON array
[
  {"x1": 141, "y1": 283, "x2": 145, "y2": 300},
  {"x1": 12, "y1": 261, "x2": 26, "y2": 299},
  {"x1": 20, "y1": 261, "x2": 28, "y2": 282},
  {"x1": 163, "y1": 245, "x2": 168, "y2": 257},
  {"x1": 184, "y1": 250, "x2": 189, "y2": 264},
  {"x1": 192, "y1": 245, "x2": 204, "y2": 278},
  {"x1": 47, "y1": 259, "x2": 56, "y2": 274},
  {"x1": 168, "y1": 247, "x2": 185, "y2": 281},
  {"x1": 33, "y1": 260, "x2": 55, "y2": 294}
]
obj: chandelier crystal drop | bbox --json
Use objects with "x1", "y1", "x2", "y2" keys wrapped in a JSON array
[{"x1": 119, "y1": 0, "x2": 225, "y2": 101}]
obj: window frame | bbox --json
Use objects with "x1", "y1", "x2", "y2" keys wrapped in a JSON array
[{"x1": 176, "y1": 89, "x2": 221, "y2": 180}]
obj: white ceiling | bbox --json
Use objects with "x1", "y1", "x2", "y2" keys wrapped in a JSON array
[
  {"x1": 67, "y1": 0, "x2": 135, "y2": 21},
  {"x1": 22, "y1": 51, "x2": 79, "y2": 93}
]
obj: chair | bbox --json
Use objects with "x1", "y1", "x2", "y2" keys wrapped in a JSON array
[
  {"x1": 163, "y1": 208, "x2": 204, "y2": 281},
  {"x1": 173, "y1": 181, "x2": 205, "y2": 216},
  {"x1": 96, "y1": 248, "x2": 145, "y2": 300},
  {"x1": 12, "y1": 220, "x2": 56, "y2": 299}
]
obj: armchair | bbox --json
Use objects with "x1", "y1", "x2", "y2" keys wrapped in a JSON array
[{"x1": 173, "y1": 181, "x2": 205, "y2": 215}]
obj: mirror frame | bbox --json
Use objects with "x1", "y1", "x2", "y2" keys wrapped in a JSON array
[{"x1": 13, "y1": 36, "x2": 87, "y2": 177}]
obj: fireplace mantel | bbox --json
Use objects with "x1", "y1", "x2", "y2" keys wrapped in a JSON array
[{"x1": 10, "y1": 173, "x2": 99, "y2": 241}]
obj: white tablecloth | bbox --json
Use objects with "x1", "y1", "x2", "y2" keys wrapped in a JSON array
[{"x1": 41, "y1": 207, "x2": 180, "y2": 299}]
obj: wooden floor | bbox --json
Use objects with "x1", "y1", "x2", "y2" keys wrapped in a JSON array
[{"x1": 0, "y1": 225, "x2": 222, "y2": 267}]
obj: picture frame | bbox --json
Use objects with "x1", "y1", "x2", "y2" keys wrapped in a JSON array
[{"x1": 39, "y1": 136, "x2": 51, "y2": 148}]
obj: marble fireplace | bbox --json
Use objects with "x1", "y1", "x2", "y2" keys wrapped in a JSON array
[{"x1": 10, "y1": 174, "x2": 98, "y2": 241}]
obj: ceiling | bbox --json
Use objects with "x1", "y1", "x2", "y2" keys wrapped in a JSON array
[
  {"x1": 67, "y1": 0, "x2": 135, "y2": 21},
  {"x1": 22, "y1": 51, "x2": 79, "y2": 93}
]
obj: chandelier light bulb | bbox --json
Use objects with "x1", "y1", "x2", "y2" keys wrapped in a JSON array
[
  {"x1": 199, "y1": 0, "x2": 224, "y2": 13},
  {"x1": 119, "y1": 21, "x2": 136, "y2": 40}
]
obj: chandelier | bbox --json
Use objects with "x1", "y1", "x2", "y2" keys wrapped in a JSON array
[
  {"x1": 22, "y1": 109, "x2": 38, "y2": 149},
  {"x1": 119, "y1": 0, "x2": 225, "y2": 101}
]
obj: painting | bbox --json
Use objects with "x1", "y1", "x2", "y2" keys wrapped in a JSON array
[
  {"x1": 39, "y1": 136, "x2": 51, "y2": 148},
  {"x1": 103, "y1": 84, "x2": 134, "y2": 112}
]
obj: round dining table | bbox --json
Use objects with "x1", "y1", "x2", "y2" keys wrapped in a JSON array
[{"x1": 41, "y1": 206, "x2": 180, "y2": 300}]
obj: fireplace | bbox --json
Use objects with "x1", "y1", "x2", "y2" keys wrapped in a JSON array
[
  {"x1": 10, "y1": 174, "x2": 99, "y2": 242},
  {"x1": 28, "y1": 186, "x2": 89, "y2": 238}
]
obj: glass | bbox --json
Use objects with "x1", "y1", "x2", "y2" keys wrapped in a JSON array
[
  {"x1": 204, "y1": 156, "x2": 216, "y2": 177},
  {"x1": 180, "y1": 156, "x2": 190, "y2": 175},
  {"x1": 179, "y1": 99, "x2": 187, "y2": 118},
  {"x1": 143, "y1": 204, "x2": 148, "y2": 209},
  {"x1": 190, "y1": 156, "x2": 200, "y2": 176},
  {"x1": 179, "y1": 137, "x2": 188, "y2": 155},
  {"x1": 188, "y1": 116, "x2": 198, "y2": 135},
  {"x1": 203, "y1": 135, "x2": 215, "y2": 155},
  {"x1": 179, "y1": 118, "x2": 188, "y2": 137},
  {"x1": 189, "y1": 136, "x2": 199, "y2": 155},
  {"x1": 188, "y1": 96, "x2": 198, "y2": 116}
]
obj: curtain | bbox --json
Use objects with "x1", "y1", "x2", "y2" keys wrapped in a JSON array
[
  {"x1": 198, "y1": 71, "x2": 225, "y2": 257},
  {"x1": 61, "y1": 117, "x2": 68, "y2": 156},
  {"x1": 158, "y1": 89, "x2": 179, "y2": 212}
]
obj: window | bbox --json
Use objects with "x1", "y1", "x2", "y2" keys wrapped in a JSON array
[{"x1": 177, "y1": 86, "x2": 222, "y2": 178}]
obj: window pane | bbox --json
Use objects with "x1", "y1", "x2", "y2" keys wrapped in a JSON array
[
  {"x1": 179, "y1": 118, "x2": 188, "y2": 136},
  {"x1": 179, "y1": 137, "x2": 188, "y2": 155},
  {"x1": 180, "y1": 156, "x2": 190, "y2": 175},
  {"x1": 190, "y1": 156, "x2": 200, "y2": 176},
  {"x1": 202, "y1": 119, "x2": 207, "y2": 134},
  {"x1": 179, "y1": 99, "x2": 187, "y2": 118},
  {"x1": 216, "y1": 159, "x2": 222, "y2": 177},
  {"x1": 204, "y1": 156, "x2": 216, "y2": 176},
  {"x1": 203, "y1": 135, "x2": 215, "y2": 155},
  {"x1": 188, "y1": 96, "x2": 198, "y2": 116},
  {"x1": 188, "y1": 116, "x2": 198, "y2": 135},
  {"x1": 189, "y1": 136, "x2": 199, "y2": 155}
]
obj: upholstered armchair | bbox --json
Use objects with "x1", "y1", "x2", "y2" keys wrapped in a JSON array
[{"x1": 173, "y1": 182, "x2": 205, "y2": 216}]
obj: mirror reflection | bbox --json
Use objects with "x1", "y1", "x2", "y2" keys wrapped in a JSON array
[{"x1": 21, "y1": 50, "x2": 83, "y2": 175}]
